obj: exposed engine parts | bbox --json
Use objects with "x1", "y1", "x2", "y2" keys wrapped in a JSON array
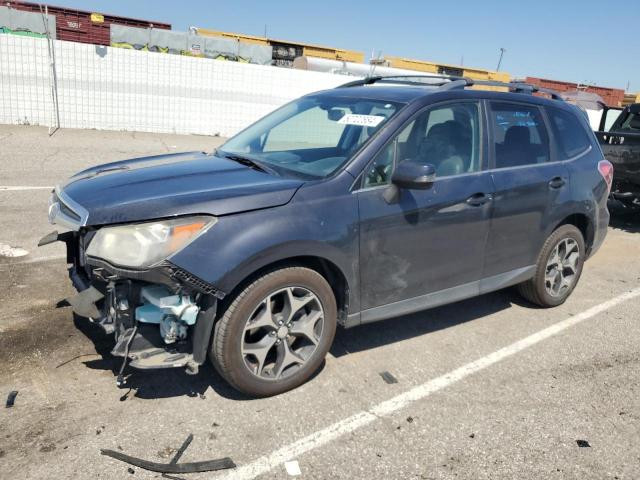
[{"x1": 135, "y1": 285, "x2": 200, "y2": 344}]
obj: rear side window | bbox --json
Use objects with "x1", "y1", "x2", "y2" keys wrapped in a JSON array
[
  {"x1": 489, "y1": 102, "x2": 550, "y2": 168},
  {"x1": 548, "y1": 107, "x2": 592, "y2": 158}
]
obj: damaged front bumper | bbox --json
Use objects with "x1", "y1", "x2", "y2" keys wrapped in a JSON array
[{"x1": 40, "y1": 230, "x2": 224, "y2": 376}]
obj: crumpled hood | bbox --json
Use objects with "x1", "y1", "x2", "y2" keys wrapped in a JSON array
[{"x1": 61, "y1": 151, "x2": 303, "y2": 226}]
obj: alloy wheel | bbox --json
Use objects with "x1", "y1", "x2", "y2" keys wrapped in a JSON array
[
  {"x1": 241, "y1": 286, "x2": 324, "y2": 381},
  {"x1": 544, "y1": 238, "x2": 580, "y2": 297}
]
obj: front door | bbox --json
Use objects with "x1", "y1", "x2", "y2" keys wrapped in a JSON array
[{"x1": 357, "y1": 101, "x2": 494, "y2": 315}]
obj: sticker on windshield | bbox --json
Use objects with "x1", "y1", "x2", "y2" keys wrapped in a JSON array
[{"x1": 337, "y1": 114, "x2": 386, "y2": 127}]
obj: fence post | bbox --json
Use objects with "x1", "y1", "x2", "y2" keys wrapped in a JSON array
[{"x1": 41, "y1": 5, "x2": 60, "y2": 135}]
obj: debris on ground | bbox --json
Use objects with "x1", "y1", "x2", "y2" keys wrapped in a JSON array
[
  {"x1": 6, "y1": 390, "x2": 18, "y2": 408},
  {"x1": 0, "y1": 243, "x2": 28, "y2": 258},
  {"x1": 284, "y1": 460, "x2": 302, "y2": 476},
  {"x1": 576, "y1": 439, "x2": 591, "y2": 448},
  {"x1": 161, "y1": 434, "x2": 194, "y2": 479},
  {"x1": 158, "y1": 446, "x2": 177, "y2": 459},
  {"x1": 55, "y1": 353, "x2": 101, "y2": 369},
  {"x1": 101, "y1": 449, "x2": 235, "y2": 474},
  {"x1": 101, "y1": 433, "x2": 235, "y2": 474},
  {"x1": 170, "y1": 434, "x2": 194, "y2": 464},
  {"x1": 469, "y1": 433, "x2": 475, "y2": 439},
  {"x1": 406, "y1": 416, "x2": 414, "y2": 423},
  {"x1": 379, "y1": 371, "x2": 398, "y2": 384}
]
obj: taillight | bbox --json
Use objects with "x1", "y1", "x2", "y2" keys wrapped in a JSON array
[{"x1": 598, "y1": 160, "x2": 613, "y2": 192}]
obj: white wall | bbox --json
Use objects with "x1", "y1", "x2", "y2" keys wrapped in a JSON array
[{"x1": 0, "y1": 34, "x2": 351, "y2": 137}]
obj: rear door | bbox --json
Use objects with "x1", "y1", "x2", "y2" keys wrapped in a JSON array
[{"x1": 484, "y1": 101, "x2": 571, "y2": 277}]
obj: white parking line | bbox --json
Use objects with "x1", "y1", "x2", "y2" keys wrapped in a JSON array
[
  {"x1": 0, "y1": 186, "x2": 53, "y2": 191},
  {"x1": 219, "y1": 287, "x2": 640, "y2": 480}
]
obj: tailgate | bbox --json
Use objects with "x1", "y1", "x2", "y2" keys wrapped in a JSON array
[{"x1": 596, "y1": 131, "x2": 640, "y2": 186}]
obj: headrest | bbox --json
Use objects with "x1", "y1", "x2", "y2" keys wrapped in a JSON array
[{"x1": 504, "y1": 126, "x2": 530, "y2": 145}]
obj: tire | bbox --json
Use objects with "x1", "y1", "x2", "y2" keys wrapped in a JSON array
[
  {"x1": 211, "y1": 266, "x2": 337, "y2": 397},
  {"x1": 517, "y1": 224, "x2": 585, "y2": 307}
]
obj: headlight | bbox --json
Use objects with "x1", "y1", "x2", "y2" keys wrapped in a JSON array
[{"x1": 86, "y1": 216, "x2": 216, "y2": 268}]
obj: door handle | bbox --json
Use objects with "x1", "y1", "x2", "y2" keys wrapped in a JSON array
[
  {"x1": 548, "y1": 176, "x2": 566, "y2": 189},
  {"x1": 466, "y1": 192, "x2": 492, "y2": 206}
]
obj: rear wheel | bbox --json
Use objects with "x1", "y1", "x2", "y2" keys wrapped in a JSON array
[
  {"x1": 517, "y1": 225, "x2": 585, "y2": 307},
  {"x1": 211, "y1": 267, "x2": 337, "y2": 397}
]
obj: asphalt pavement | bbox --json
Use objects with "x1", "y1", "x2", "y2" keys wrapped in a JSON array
[{"x1": 0, "y1": 125, "x2": 639, "y2": 480}]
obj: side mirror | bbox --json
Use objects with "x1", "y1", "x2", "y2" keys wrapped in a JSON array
[{"x1": 391, "y1": 160, "x2": 436, "y2": 189}]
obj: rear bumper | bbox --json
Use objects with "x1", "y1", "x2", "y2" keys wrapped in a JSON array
[{"x1": 588, "y1": 202, "x2": 610, "y2": 259}]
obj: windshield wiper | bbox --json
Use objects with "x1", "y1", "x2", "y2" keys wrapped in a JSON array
[{"x1": 221, "y1": 154, "x2": 277, "y2": 175}]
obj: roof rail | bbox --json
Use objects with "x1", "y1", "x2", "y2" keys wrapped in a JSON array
[
  {"x1": 338, "y1": 75, "x2": 564, "y2": 101},
  {"x1": 338, "y1": 74, "x2": 458, "y2": 88},
  {"x1": 463, "y1": 80, "x2": 565, "y2": 101}
]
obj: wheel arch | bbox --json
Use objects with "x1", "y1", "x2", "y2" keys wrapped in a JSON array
[
  {"x1": 553, "y1": 213, "x2": 593, "y2": 253},
  {"x1": 219, "y1": 254, "x2": 352, "y2": 326}
]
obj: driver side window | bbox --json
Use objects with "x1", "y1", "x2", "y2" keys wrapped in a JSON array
[
  {"x1": 362, "y1": 102, "x2": 481, "y2": 188},
  {"x1": 363, "y1": 139, "x2": 396, "y2": 188}
]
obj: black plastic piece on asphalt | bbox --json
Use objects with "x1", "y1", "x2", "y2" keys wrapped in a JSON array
[
  {"x1": 170, "y1": 434, "x2": 194, "y2": 464},
  {"x1": 576, "y1": 439, "x2": 591, "y2": 448},
  {"x1": 161, "y1": 434, "x2": 194, "y2": 480},
  {"x1": 100, "y1": 449, "x2": 236, "y2": 474},
  {"x1": 379, "y1": 371, "x2": 398, "y2": 384},
  {"x1": 6, "y1": 391, "x2": 18, "y2": 408}
]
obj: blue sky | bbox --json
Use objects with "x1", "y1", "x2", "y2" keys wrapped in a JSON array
[{"x1": 49, "y1": 0, "x2": 639, "y2": 92}]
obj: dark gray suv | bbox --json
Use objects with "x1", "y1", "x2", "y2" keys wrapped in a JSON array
[{"x1": 42, "y1": 76, "x2": 612, "y2": 396}]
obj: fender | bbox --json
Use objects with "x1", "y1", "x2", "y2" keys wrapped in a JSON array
[{"x1": 169, "y1": 176, "x2": 362, "y2": 313}]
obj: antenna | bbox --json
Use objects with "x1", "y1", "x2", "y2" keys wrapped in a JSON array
[{"x1": 496, "y1": 47, "x2": 506, "y2": 71}]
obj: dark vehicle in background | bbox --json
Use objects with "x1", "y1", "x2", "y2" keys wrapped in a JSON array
[
  {"x1": 41, "y1": 76, "x2": 612, "y2": 397},
  {"x1": 596, "y1": 103, "x2": 640, "y2": 210}
]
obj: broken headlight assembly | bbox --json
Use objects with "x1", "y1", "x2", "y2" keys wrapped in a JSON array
[{"x1": 86, "y1": 216, "x2": 216, "y2": 268}]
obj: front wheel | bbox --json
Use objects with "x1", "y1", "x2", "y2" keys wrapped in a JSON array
[
  {"x1": 517, "y1": 225, "x2": 585, "y2": 307},
  {"x1": 211, "y1": 267, "x2": 337, "y2": 397}
]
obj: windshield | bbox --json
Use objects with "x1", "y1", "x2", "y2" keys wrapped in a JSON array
[{"x1": 218, "y1": 94, "x2": 404, "y2": 178}]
